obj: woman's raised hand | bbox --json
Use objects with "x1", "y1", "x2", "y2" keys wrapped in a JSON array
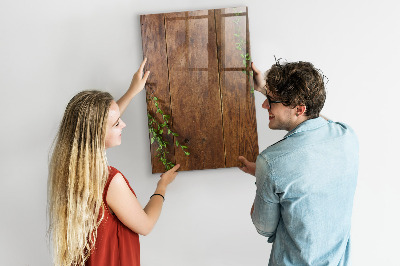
[{"x1": 128, "y1": 58, "x2": 150, "y2": 96}]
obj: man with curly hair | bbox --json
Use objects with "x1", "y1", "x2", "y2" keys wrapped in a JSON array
[{"x1": 239, "y1": 60, "x2": 359, "y2": 266}]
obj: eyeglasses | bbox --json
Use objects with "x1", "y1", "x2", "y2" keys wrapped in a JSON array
[
  {"x1": 266, "y1": 94, "x2": 282, "y2": 108},
  {"x1": 260, "y1": 84, "x2": 282, "y2": 107}
]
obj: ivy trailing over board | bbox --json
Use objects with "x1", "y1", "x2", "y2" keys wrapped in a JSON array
[
  {"x1": 233, "y1": 9, "x2": 254, "y2": 94},
  {"x1": 147, "y1": 95, "x2": 190, "y2": 170}
]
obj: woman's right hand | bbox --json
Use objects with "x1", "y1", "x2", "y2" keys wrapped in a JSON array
[
  {"x1": 251, "y1": 62, "x2": 267, "y2": 96},
  {"x1": 157, "y1": 164, "x2": 180, "y2": 188}
]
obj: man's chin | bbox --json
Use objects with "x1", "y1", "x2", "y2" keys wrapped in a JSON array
[{"x1": 268, "y1": 121, "x2": 276, "y2": 130}]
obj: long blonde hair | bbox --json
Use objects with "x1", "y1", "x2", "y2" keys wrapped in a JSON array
[{"x1": 48, "y1": 90, "x2": 113, "y2": 265}]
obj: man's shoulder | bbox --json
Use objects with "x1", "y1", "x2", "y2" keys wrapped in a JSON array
[
  {"x1": 326, "y1": 120, "x2": 358, "y2": 145},
  {"x1": 259, "y1": 119, "x2": 358, "y2": 163},
  {"x1": 259, "y1": 139, "x2": 293, "y2": 163}
]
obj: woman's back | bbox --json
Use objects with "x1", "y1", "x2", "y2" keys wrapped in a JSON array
[{"x1": 86, "y1": 166, "x2": 140, "y2": 266}]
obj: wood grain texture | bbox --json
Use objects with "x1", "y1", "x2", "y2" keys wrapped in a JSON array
[
  {"x1": 216, "y1": 7, "x2": 259, "y2": 167},
  {"x1": 140, "y1": 13, "x2": 174, "y2": 173},
  {"x1": 165, "y1": 10, "x2": 225, "y2": 171},
  {"x1": 141, "y1": 7, "x2": 258, "y2": 173}
]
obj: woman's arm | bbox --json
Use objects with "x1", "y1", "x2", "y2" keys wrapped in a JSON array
[
  {"x1": 117, "y1": 58, "x2": 150, "y2": 115},
  {"x1": 106, "y1": 164, "x2": 180, "y2": 236}
]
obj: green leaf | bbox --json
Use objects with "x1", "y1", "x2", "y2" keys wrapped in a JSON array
[
  {"x1": 184, "y1": 151, "x2": 190, "y2": 156},
  {"x1": 172, "y1": 132, "x2": 179, "y2": 137},
  {"x1": 151, "y1": 137, "x2": 155, "y2": 144},
  {"x1": 181, "y1": 145, "x2": 187, "y2": 149},
  {"x1": 159, "y1": 129, "x2": 163, "y2": 134},
  {"x1": 153, "y1": 97, "x2": 158, "y2": 101},
  {"x1": 168, "y1": 129, "x2": 171, "y2": 134},
  {"x1": 176, "y1": 140, "x2": 179, "y2": 147}
]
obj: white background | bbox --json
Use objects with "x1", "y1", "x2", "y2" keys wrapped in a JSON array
[{"x1": 1, "y1": 0, "x2": 399, "y2": 265}]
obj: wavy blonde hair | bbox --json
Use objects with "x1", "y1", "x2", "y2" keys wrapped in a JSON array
[{"x1": 48, "y1": 90, "x2": 113, "y2": 265}]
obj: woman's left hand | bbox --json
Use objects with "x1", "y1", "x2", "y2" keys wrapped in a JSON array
[{"x1": 128, "y1": 57, "x2": 150, "y2": 96}]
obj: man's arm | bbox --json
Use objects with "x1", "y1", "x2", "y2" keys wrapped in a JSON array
[{"x1": 251, "y1": 156, "x2": 280, "y2": 241}]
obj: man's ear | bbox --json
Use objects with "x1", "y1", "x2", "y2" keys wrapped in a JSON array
[{"x1": 295, "y1": 105, "x2": 307, "y2": 117}]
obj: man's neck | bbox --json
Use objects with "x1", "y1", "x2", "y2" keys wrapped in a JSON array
[{"x1": 288, "y1": 116, "x2": 310, "y2": 132}]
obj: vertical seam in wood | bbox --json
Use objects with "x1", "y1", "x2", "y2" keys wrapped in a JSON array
[
  {"x1": 140, "y1": 15, "x2": 153, "y2": 171},
  {"x1": 244, "y1": 9, "x2": 250, "y2": 158},
  {"x1": 214, "y1": 9, "x2": 227, "y2": 167},
  {"x1": 245, "y1": 7, "x2": 258, "y2": 158},
  {"x1": 163, "y1": 14, "x2": 176, "y2": 164}
]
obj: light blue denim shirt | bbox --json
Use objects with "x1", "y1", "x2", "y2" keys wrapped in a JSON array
[{"x1": 252, "y1": 117, "x2": 359, "y2": 266}]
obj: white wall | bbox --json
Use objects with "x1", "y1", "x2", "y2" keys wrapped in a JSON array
[{"x1": 1, "y1": 0, "x2": 399, "y2": 265}]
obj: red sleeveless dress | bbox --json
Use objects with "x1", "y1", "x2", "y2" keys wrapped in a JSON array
[{"x1": 86, "y1": 166, "x2": 140, "y2": 266}]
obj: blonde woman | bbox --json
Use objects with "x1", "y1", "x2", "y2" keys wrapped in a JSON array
[{"x1": 48, "y1": 58, "x2": 180, "y2": 266}]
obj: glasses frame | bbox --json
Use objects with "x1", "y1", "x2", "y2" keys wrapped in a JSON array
[
  {"x1": 261, "y1": 85, "x2": 282, "y2": 108},
  {"x1": 266, "y1": 95, "x2": 282, "y2": 108}
]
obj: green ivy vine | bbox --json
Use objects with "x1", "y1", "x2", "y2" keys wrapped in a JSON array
[
  {"x1": 233, "y1": 9, "x2": 254, "y2": 94},
  {"x1": 147, "y1": 95, "x2": 190, "y2": 170}
]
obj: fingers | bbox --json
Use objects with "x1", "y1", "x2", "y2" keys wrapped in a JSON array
[
  {"x1": 238, "y1": 156, "x2": 249, "y2": 165},
  {"x1": 255, "y1": 86, "x2": 267, "y2": 96},
  {"x1": 172, "y1": 163, "x2": 181, "y2": 172},
  {"x1": 251, "y1": 62, "x2": 260, "y2": 75},
  {"x1": 142, "y1": 70, "x2": 150, "y2": 82},
  {"x1": 167, "y1": 163, "x2": 180, "y2": 174},
  {"x1": 238, "y1": 156, "x2": 250, "y2": 174},
  {"x1": 139, "y1": 57, "x2": 148, "y2": 74},
  {"x1": 239, "y1": 166, "x2": 249, "y2": 174}
]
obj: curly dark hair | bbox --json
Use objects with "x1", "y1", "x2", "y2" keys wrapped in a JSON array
[{"x1": 266, "y1": 60, "x2": 327, "y2": 118}]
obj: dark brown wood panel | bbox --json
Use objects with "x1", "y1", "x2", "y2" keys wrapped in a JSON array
[
  {"x1": 244, "y1": 7, "x2": 259, "y2": 163},
  {"x1": 141, "y1": 7, "x2": 258, "y2": 173},
  {"x1": 165, "y1": 10, "x2": 225, "y2": 171},
  {"x1": 215, "y1": 7, "x2": 259, "y2": 167},
  {"x1": 140, "y1": 13, "x2": 174, "y2": 173}
]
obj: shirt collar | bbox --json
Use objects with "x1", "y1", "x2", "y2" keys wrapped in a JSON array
[{"x1": 284, "y1": 117, "x2": 328, "y2": 139}]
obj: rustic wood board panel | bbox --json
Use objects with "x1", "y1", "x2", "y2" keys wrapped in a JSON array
[
  {"x1": 216, "y1": 7, "x2": 259, "y2": 167},
  {"x1": 165, "y1": 10, "x2": 225, "y2": 171},
  {"x1": 141, "y1": 6, "x2": 259, "y2": 173},
  {"x1": 140, "y1": 13, "x2": 174, "y2": 173}
]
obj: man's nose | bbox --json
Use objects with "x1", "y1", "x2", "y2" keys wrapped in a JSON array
[{"x1": 262, "y1": 99, "x2": 270, "y2": 109}]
